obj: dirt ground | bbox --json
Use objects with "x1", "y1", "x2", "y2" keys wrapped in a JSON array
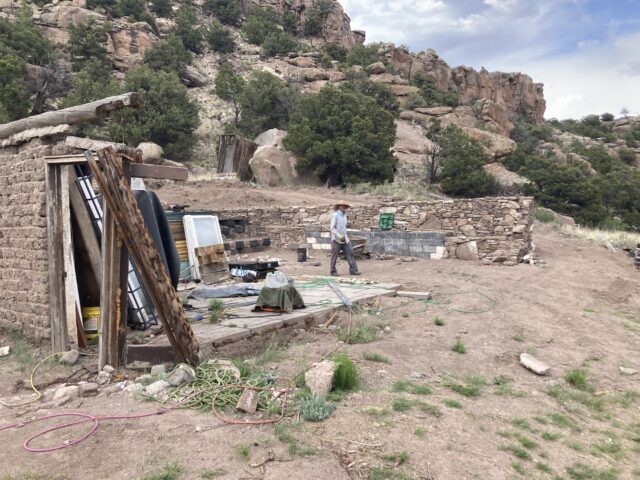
[
  {"x1": 1, "y1": 223, "x2": 640, "y2": 480},
  {"x1": 154, "y1": 178, "x2": 382, "y2": 211}
]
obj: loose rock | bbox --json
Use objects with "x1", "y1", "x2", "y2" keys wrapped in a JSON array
[
  {"x1": 519, "y1": 353, "x2": 551, "y2": 375},
  {"x1": 305, "y1": 360, "x2": 335, "y2": 397},
  {"x1": 102, "y1": 365, "x2": 115, "y2": 374},
  {"x1": 79, "y1": 382, "x2": 99, "y2": 397},
  {"x1": 59, "y1": 349, "x2": 79, "y2": 365},
  {"x1": 53, "y1": 385, "x2": 80, "y2": 402},
  {"x1": 96, "y1": 371, "x2": 112, "y2": 385},
  {"x1": 135, "y1": 374, "x2": 154, "y2": 385},
  {"x1": 143, "y1": 380, "x2": 171, "y2": 397},
  {"x1": 619, "y1": 366, "x2": 638, "y2": 376},
  {"x1": 167, "y1": 364, "x2": 196, "y2": 387},
  {"x1": 236, "y1": 388, "x2": 259, "y2": 414},
  {"x1": 150, "y1": 364, "x2": 166, "y2": 377}
]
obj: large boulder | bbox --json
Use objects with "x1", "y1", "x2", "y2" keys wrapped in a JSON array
[
  {"x1": 473, "y1": 99, "x2": 514, "y2": 136},
  {"x1": 248, "y1": 146, "x2": 299, "y2": 187},
  {"x1": 254, "y1": 129, "x2": 288, "y2": 148},
  {"x1": 367, "y1": 62, "x2": 386, "y2": 75},
  {"x1": 393, "y1": 121, "x2": 434, "y2": 156},
  {"x1": 39, "y1": 5, "x2": 105, "y2": 29},
  {"x1": 181, "y1": 65, "x2": 209, "y2": 88},
  {"x1": 137, "y1": 142, "x2": 164, "y2": 164}
]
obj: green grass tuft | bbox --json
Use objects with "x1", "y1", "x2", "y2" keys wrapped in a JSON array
[
  {"x1": 140, "y1": 463, "x2": 184, "y2": 480},
  {"x1": 332, "y1": 352, "x2": 359, "y2": 391},
  {"x1": 566, "y1": 463, "x2": 618, "y2": 480},
  {"x1": 363, "y1": 352, "x2": 391, "y2": 363},
  {"x1": 565, "y1": 368, "x2": 592, "y2": 392},
  {"x1": 434, "y1": 317, "x2": 445, "y2": 326},
  {"x1": 542, "y1": 431, "x2": 561, "y2": 441},
  {"x1": 414, "y1": 427, "x2": 426, "y2": 438},
  {"x1": 337, "y1": 321, "x2": 378, "y2": 344},
  {"x1": 236, "y1": 445, "x2": 250, "y2": 461},
  {"x1": 442, "y1": 398, "x2": 462, "y2": 409},
  {"x1": 391, "y1": 379, "x2": 431, "y2": 395},
  {"x1": 417, "y1": 402, "x2": 442, "y2": 417},
  {"x1": 208, "y1": 299, "x2": 225, "y2": 323},
  {"x1": 536, "y1": 462, "x2": 553, "y2": 474},
  {"x1": 512, "y1": 462, "x2": 526, "y2": 475},
  {"x1": 451, "y1": 338, "x2": 467, "y2": 354},
  {"x1": 391, "y1": 397, "x2": 413, "y2": 412},
  {"x1": 444, "y1": 374, "x2": 486, "y2": 397},
  {"x1": 501, "y1": 444, "x2": 531, "y2": 460},
  {"x1": 381, "y1": 451, "x2": 409, "y2": 465},
  {"x1": 200, "y1": 469, "x2": 226, "y2": 479}
]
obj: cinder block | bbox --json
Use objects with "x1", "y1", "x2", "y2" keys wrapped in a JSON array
[
  {"x1": 307, "y1": 238, "x2": 317, "y2": 244},
  {"x1": 321, "y1": 244, "x2": 331, "y2": 250},
  {"x1": 311, "y1": 244, "x2": 321, "y2": 250},
  {"x1": 320, "y1": 232, "x2": 330, "y2": 238}
]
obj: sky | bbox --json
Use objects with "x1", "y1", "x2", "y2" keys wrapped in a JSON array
[{"x1": 340, "y1": 0, "x2": 640, "y2": 120}]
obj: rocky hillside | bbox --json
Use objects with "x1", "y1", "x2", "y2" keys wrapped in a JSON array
[{"x1": 0, "y1": 0, "x2": 547, "y2": 173}]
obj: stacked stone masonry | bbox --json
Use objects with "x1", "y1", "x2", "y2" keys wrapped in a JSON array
[{"x1": 216, "y1": 196, "x2": 534, "y2": 264}]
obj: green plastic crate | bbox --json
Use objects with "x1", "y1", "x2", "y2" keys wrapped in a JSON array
[{"x1": 379, "y1": 213, "x2": 394, "y2": 230}]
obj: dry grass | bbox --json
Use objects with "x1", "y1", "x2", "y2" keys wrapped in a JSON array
[
  {"x1": 348, "y1": 180, "x2": 446, "y2": 202},
  {"x1": 559, "y1": 224, "x2": 640, "y2": 250}
]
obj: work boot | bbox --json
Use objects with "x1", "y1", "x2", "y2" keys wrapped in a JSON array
[
  {"x1": 350, "y1": 272, "x2": 361, "y2": 276},
  {"x1": 331, "y1": 272, "x2": 339, "y2": 276}
]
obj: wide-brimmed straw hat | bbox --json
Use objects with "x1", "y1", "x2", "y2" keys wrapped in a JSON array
[{"x1": 334, "y1": 200, "x2": 351, "y2": 209}]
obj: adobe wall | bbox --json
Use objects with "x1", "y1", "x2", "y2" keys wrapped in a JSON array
[
  {"x1": 216, "y1": 196, "x2": 534, "y2": 264},
  {"x1": 0, "y1": 139, "x2": 77, "y2": 343}
]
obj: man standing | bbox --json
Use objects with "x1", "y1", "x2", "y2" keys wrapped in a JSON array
[{"x1": 330, "y1": 201, "x2": 360, "y2": 276}]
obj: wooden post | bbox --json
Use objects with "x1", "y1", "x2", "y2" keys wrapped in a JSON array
[
  {"x1": 61, "y1": 166, "x2": 78, "y2": 347},
  {"x1": 46, "y1": 164, "x2": 69, "y2": 352},
  {"x1": 98, "y1": 206, "x2": 122, "y2": 369},
  {"x1": 117, "y1": 162, "x2": 131, "y2": 366},
  {"x1": 86, "y1": 148, "x2": 200, "y2": 365}
]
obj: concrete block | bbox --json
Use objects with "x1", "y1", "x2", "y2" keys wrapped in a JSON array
[
  {"x1": 307, "y1": 237, "x2": 317, "y2": 244},
  {"x1": 321, "y1": 244, "x2": 331, "y2": 250},
  {"x1": 305, "y1": 360, "x2": 336, "y2": 397},
  {"x1": 519, "y1": 353, "x2": 551, "y2": 375},
  {"x1": 311, "y1": 244, "x2": 321, "y2": 250},
  {"x1": 236, "y1": 388, "x2": 259, "y2": 413},
  {"x1": 320, "y1": 232, "x2": 330, "y2": 238}
]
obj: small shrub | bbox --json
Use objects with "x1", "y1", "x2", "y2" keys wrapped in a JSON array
[
  {"x1": 143, "y1": 34, "x2": 191, "y2": 74},
  {"x1": 299, "y1": 396, "x2": 336, "y2": 421},
  {"x1": 501, "y1": 444, "x2": 531, "y2": 460},
  {"x1": 451, "y1": 339, "x2": 466, "y2": 354},
  {"x1": 541, "y1": 431, "x2": 561, "y2": 441},
  {"x1": 332, "y1": 353, "x2": 358, "y2": 391},
  {"x1": 208, "y1": 299, "x2": 225, "y2": 323},
  {"x1": 391, "y1": 379, "x2": 431, "y2": 395},
  {"x1": 512, "y1": 462, "x2": 526, "y2": 475},
  {"x1": 119, "y1": 0, "x2": 149, "y2": 22},
  {"x1": 566, "y1": 463, "x2": 618, "y2": 480},
  {"x1": 417, "y1": 402, "x2": 442, "y2": 417},
  {"x1": 434, "y1": 317, "x2": 445, "y2": 326},
  {"x1": 261, "y1": 31, "x2": 298, "y2": 57},
  {"x1": 534, "y1": 207, "x2": 557, "y2": 223},
  {"x1": 206, "y1": 20, "x2": 235, "y2": 53},
  {"x1": 414, "y1": 427, "x2": 426, "y2": 437},
  {"x1": 176, "y1": 6, "x2": 204, "y2": 53},
  {"x1": 203, "y1": 0, "x2": 241, "y2": 26},
  {"x1": 150, "y1": 0, "x2": 172, "y2": 17}
]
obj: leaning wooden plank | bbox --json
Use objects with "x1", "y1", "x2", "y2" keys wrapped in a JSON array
[
  {"x1": 46, "y1": 164, "x2": 69, "y2": 353},
  {"x1": 98, "y1": 205, "x2": 122, "y2": 369},
  {"x1": 61, "y1": 166, "x2": 78, "y2": 347},
  {"x1": 0, "y1": 93, "x2": 143, "y2": 139},
  {"x1": 86, "y1": 148, "x2": 200, "y2": 365},
  {"x1": 69, "y1": 169, "x2": 102, "y2": 290}
]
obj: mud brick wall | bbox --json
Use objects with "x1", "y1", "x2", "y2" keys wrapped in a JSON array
[
  {"x1": 0, "y1": 139, "x2": 79, "y2": 343},
  {"x1": 215, "y1": 196, "x2": 534, "y2": 263},
  {"x1": 0, "y1": 140, "x2": 53, "y2": 342}
]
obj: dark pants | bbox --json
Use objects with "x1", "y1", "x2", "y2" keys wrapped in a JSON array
[{"x1": 330, "y1": 241, "x2": 359, "y2": 275}]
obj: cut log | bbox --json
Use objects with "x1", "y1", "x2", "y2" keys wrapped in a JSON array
[
  {"x1": 64, "y1": 136, "x2": 127, "y2": 152},
  {"x1": 0, "y1": 93, "x2": 143, "y2": 140}
]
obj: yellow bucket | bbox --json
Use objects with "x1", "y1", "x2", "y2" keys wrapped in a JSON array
[{"x1": 81, "y1": 307, "x2": 100, "y2": 339}]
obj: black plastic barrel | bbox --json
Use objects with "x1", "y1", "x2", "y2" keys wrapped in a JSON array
[{"x1": 297, "y1": 247, "x2": 307, "y2": 262}]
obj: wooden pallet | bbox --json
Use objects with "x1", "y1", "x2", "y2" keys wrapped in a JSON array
[{"x1": 196, "y1": 244, "x2": 229, "y2": 284}]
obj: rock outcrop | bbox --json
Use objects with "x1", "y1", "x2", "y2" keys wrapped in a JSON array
[{"x1": 380, "y1": 44, "x2": 546, "y2": 123}]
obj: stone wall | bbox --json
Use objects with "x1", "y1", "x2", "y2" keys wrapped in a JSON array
[{"x1": 215, "y1": 196, "x2": 534, "y2": 264}]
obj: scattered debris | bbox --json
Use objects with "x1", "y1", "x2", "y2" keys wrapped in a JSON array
[
  {"x1": 305, "y1": 360, "x2": 336, "y2": 397},
  {"x1": 619, "y1": 366, "x2": 638, "y2": 376},
  {"x1": 96, "y1": 371, "x2": 112, "y2": 386},
  {"x1": 0, "y1": 346, "x2": 10, "y2": 357},
  {"x1": 207, "y1": 359, "x2": 241, "y2": 379},
  {"x1": 52, "y1": 385, "x2": 80, "y2": 403},
  {"x1": 59, "y1": 349, "x2": 80, "y2": 366},
  {"x1": 103, "y1": 365, "x2": 116, "y2": 374},
  {"x1": 519, "y1": 353, "x2": 551, "y2": 375},
  {"x1": 150, "y1": 364, "x2": 166, "y2": 377},
  {"x1": 79, "y1": 382, "x2": 99, "y2": 397},
  {"x1": 236, "y1": 388, "x2": 259, "y2": 414}
]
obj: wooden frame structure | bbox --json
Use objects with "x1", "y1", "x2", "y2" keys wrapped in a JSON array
[{"x1": 45, "y1": 151, "x2": 197, "y2": 367}]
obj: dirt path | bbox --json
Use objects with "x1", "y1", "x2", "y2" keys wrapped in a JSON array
[
  {"x1": 1, "y1": 224, "x2": 639, "y2": 480},
  {"x1": 155, "y1": 179, "x2": 382, "y2": 211}
]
